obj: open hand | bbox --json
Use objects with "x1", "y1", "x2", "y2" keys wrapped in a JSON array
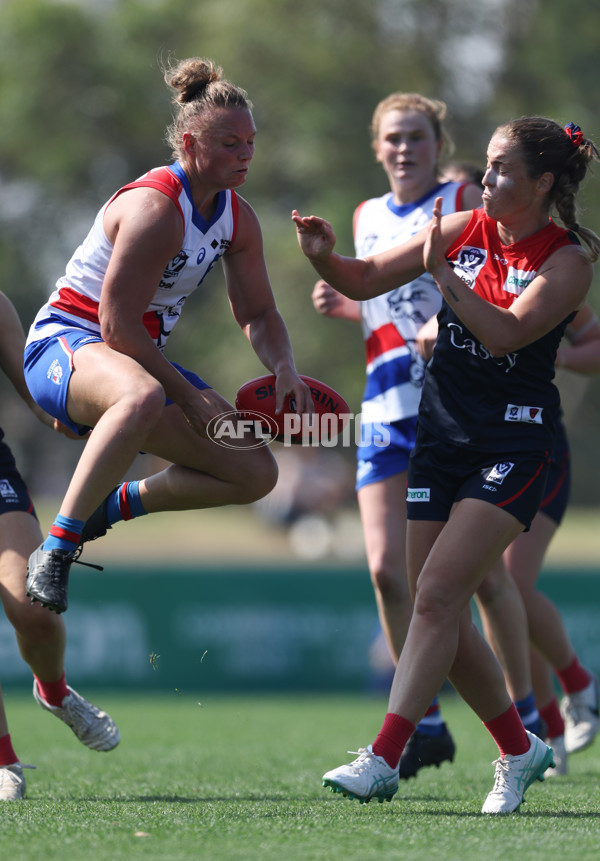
[
  {"x1": 292, "y1": 210, "x2": 337, "y2": 261},
  {"x1": 423, "y1": 196, "x2": 447, "y2": 277}
]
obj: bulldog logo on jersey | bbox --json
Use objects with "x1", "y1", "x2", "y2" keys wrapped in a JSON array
[
  {"x1": 485, "y1": 461, "x2": 515, "y2": 484},
  {"x1": 452, "y1": 246, "x2": 487, "y2": 289}
]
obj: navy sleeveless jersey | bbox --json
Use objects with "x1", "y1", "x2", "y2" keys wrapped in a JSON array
[{"x1": 418, "y1": 209, "x2": 579, "y2": 452}]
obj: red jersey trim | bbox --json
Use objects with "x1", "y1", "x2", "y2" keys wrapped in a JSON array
[
  {"x1": 455, "y1": 183, "x2": 467, "y2": 211},
  {"x1": 365, "y1": 322, "x2": 407, "y2": 364},
  {"x1": 229, "y1": 189, "x2": 239, "y2": 249},
  {"x1": 353, "y1": 201, "x2": 368, "y2": 240},
  {"x1": 51, "y1": 287, "x2": 162, "y2": 339},
  {"x1": 106, "y1": 170, "x2": 185, "y2": 224}
]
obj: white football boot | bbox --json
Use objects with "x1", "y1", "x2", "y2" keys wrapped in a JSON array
[{"x1": 322, "y1": 745, "x2": 399, "y2": 803}]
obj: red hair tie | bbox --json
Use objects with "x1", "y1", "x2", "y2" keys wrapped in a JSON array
[{"x1": 564, "y1": 122, "x2": 584, "y2": 147}]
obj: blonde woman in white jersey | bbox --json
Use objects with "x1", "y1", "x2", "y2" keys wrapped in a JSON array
[
  {"x1": 23, "y1": 57, "x2": 311, "y2": 616},
  {"x1": 312, "y1": 93, "x2": 546, "y2": 777}
]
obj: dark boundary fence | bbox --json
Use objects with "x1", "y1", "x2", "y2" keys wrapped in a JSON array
[{"x1": 2, "y1": 565, "x2": 599, "y2": 692}]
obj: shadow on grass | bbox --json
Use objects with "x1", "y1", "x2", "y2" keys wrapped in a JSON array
[
  {"x1": 33, "y1": 793, "x2": 600, "y2": 817},
  {"x1": 26, "y1": 794, "x2": 298, "y2": 804}
]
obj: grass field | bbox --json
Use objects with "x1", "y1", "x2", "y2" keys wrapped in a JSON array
[{"x1": 2, "y1": 692, "x2": 600, "y2": 861}]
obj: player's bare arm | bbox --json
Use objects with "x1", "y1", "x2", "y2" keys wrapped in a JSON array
[
  {"x1": 226, "y1": 200, "x2": 313, "y2": 415},
  {"x1": 425, "y1": 197, "x2": 592, "y2": 356},
  {"x1": 293, "y1": 208, "x2": 466, "y2": 301}
]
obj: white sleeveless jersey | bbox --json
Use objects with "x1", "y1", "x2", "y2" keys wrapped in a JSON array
[
  {"x1": 354, "y1": 181, "x2": 467, "y2": 424},
  {"x1": 27, "y1": 162, "x2": 239, "y2": 352}
]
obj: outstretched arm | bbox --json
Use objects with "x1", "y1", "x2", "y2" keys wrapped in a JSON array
[
  {"x1": 225, "y1": 199, "x2": 313, "y2": 415},
  {"x1": 292, "y1": 208, "x2": 467, "y2": 301}
]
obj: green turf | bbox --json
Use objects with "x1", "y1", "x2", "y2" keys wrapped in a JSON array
[{"x1": 1, "y1": 692, "x2": 600, "y2": 861}]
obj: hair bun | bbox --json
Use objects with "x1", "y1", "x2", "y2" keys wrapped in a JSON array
[{"x1": 165, "y1": 57, "x2": 223, "y2": 104}]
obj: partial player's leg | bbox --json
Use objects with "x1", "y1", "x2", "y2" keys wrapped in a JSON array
[
  {"x1": 357, "y1": 474, "x2": 411, "y2": 662},
  {"x1": 475, "y1": 559, "x2": 544, "y2": 737},
  {"x1": 358, "y1": 475, "x2": 455, "y2": 778},
  {"x1": 392, "y1": 499, "x2": 522, "y2": 724},
  {"x1": 0, "y1": 510, "x2": 119, "y2": 756},
  {"x1": 505, "y1": 513, "x2": 599, "y2": 753}
]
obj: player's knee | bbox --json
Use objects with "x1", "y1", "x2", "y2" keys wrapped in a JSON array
[
  {"x1": 10, "y1": 600, "x2": 63, "y2": 642},
  {"x1": 118, "y1": 379, "x2": 165, "y2": 430},
  {"x1": 238, "y1": 448, "x2": 279, "y2": 503},
  {"x1": 413, "y1": 579, "x2": 455, "y2": 622},
  {"x1": 370, "y1": 562, "x2": 410, "y2": 605}
]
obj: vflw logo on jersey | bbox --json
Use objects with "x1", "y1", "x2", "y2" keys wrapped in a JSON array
[
  {"x1": 451, "y1": 246, "x2": 487, "y2": 289},
  {"x1": 504, "y1": 404, "x2": 544, "y2": 424}
]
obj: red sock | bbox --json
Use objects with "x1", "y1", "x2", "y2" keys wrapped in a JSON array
[
  {"x1": 555, "y1": 655, "x2": 590, "y2": 694},
  {"x1": 0, "y1": 733, "x2": 18, "y2": 766},
  {"x1": 372, "y1": 713, "x2": 416, "y2": 768},
  {"x1": 483, "y1": 704, "x2": 529, "y2": 757},
  {"x1": 34, "y1": 671, "x2": 69, "y2": 707},
  {"x1": 539, "y1": 697, "x2": 564, "y2": 738}
]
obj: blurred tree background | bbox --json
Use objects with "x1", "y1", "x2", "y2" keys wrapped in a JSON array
[{"x1": 0, "y1": 0, "x2": 599, "y2": 505}]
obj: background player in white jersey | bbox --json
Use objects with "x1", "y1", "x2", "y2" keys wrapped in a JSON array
[
  {"x1": 312, "y1": 93, "x2": 482, "y2": 777},
  {"x1": 0, "y1": 292, "x2": 118, "y2": 801},
  {"x1": 23, "y1": 57, "x2": 312, "y2": 615},
  {"x1": 295, "y1": 116, "x2": 600, "y2": 813}
]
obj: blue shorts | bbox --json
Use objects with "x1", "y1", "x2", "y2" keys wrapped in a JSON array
[
  {"x1": 0, "y1": 435, "x2": 37, "y2": 518},
  {"x1": 24, "y1": 327, "x2": 210, "y2": 436},
  {"x1": 356, "y1": 417, "x2": 418, "y2": 491},
  {"x1": 406, "y1": 425, "x2": 550, "y2": 530}
]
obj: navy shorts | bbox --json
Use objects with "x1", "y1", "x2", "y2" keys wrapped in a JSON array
[
  {"x1": 24, "y1": 326, "x2": 210, "y2": 436},
  {"x1": 406, "y1": 426, "x2": 550, "y2": 530},
  {"x1": 0, "y1": 437, "x2": 37, "y2": 518},
  {"x1": 356, "y1": 417, "x2": 418, "y2": 491},
  {"x1": 539, "y1": 425, "x2": 570, "y2": 526}
]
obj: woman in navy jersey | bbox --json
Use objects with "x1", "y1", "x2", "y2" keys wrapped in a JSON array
[
  {"x1": 312, "y1": 95, "x2": 547, "y2": 778},
  {"x1": 311, "y1": 93, "x2": 482, "y2": 777},
  {"x1": 293, "y1": 116, "x2": 600, "y2": 813},
  {"x1": 23, "y1": 57, "x2": 311, "y2": 615}
]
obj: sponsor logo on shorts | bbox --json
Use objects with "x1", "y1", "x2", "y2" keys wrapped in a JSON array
[
  {"x1": 485, "y1": 461, "x2": 515, "y2": 485},
  {"x1": 407, "y1": 487, "x2": 431, "y2": 502},
  {"x1": 47, "y1": 359, "x2": 63, "y2": 385},
  {"x1": 505, "y1": 404, "x2": 543, "y2": 424},
  {"x1": 0, "y1": 479, "x2": 18, "y2": 501}
]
